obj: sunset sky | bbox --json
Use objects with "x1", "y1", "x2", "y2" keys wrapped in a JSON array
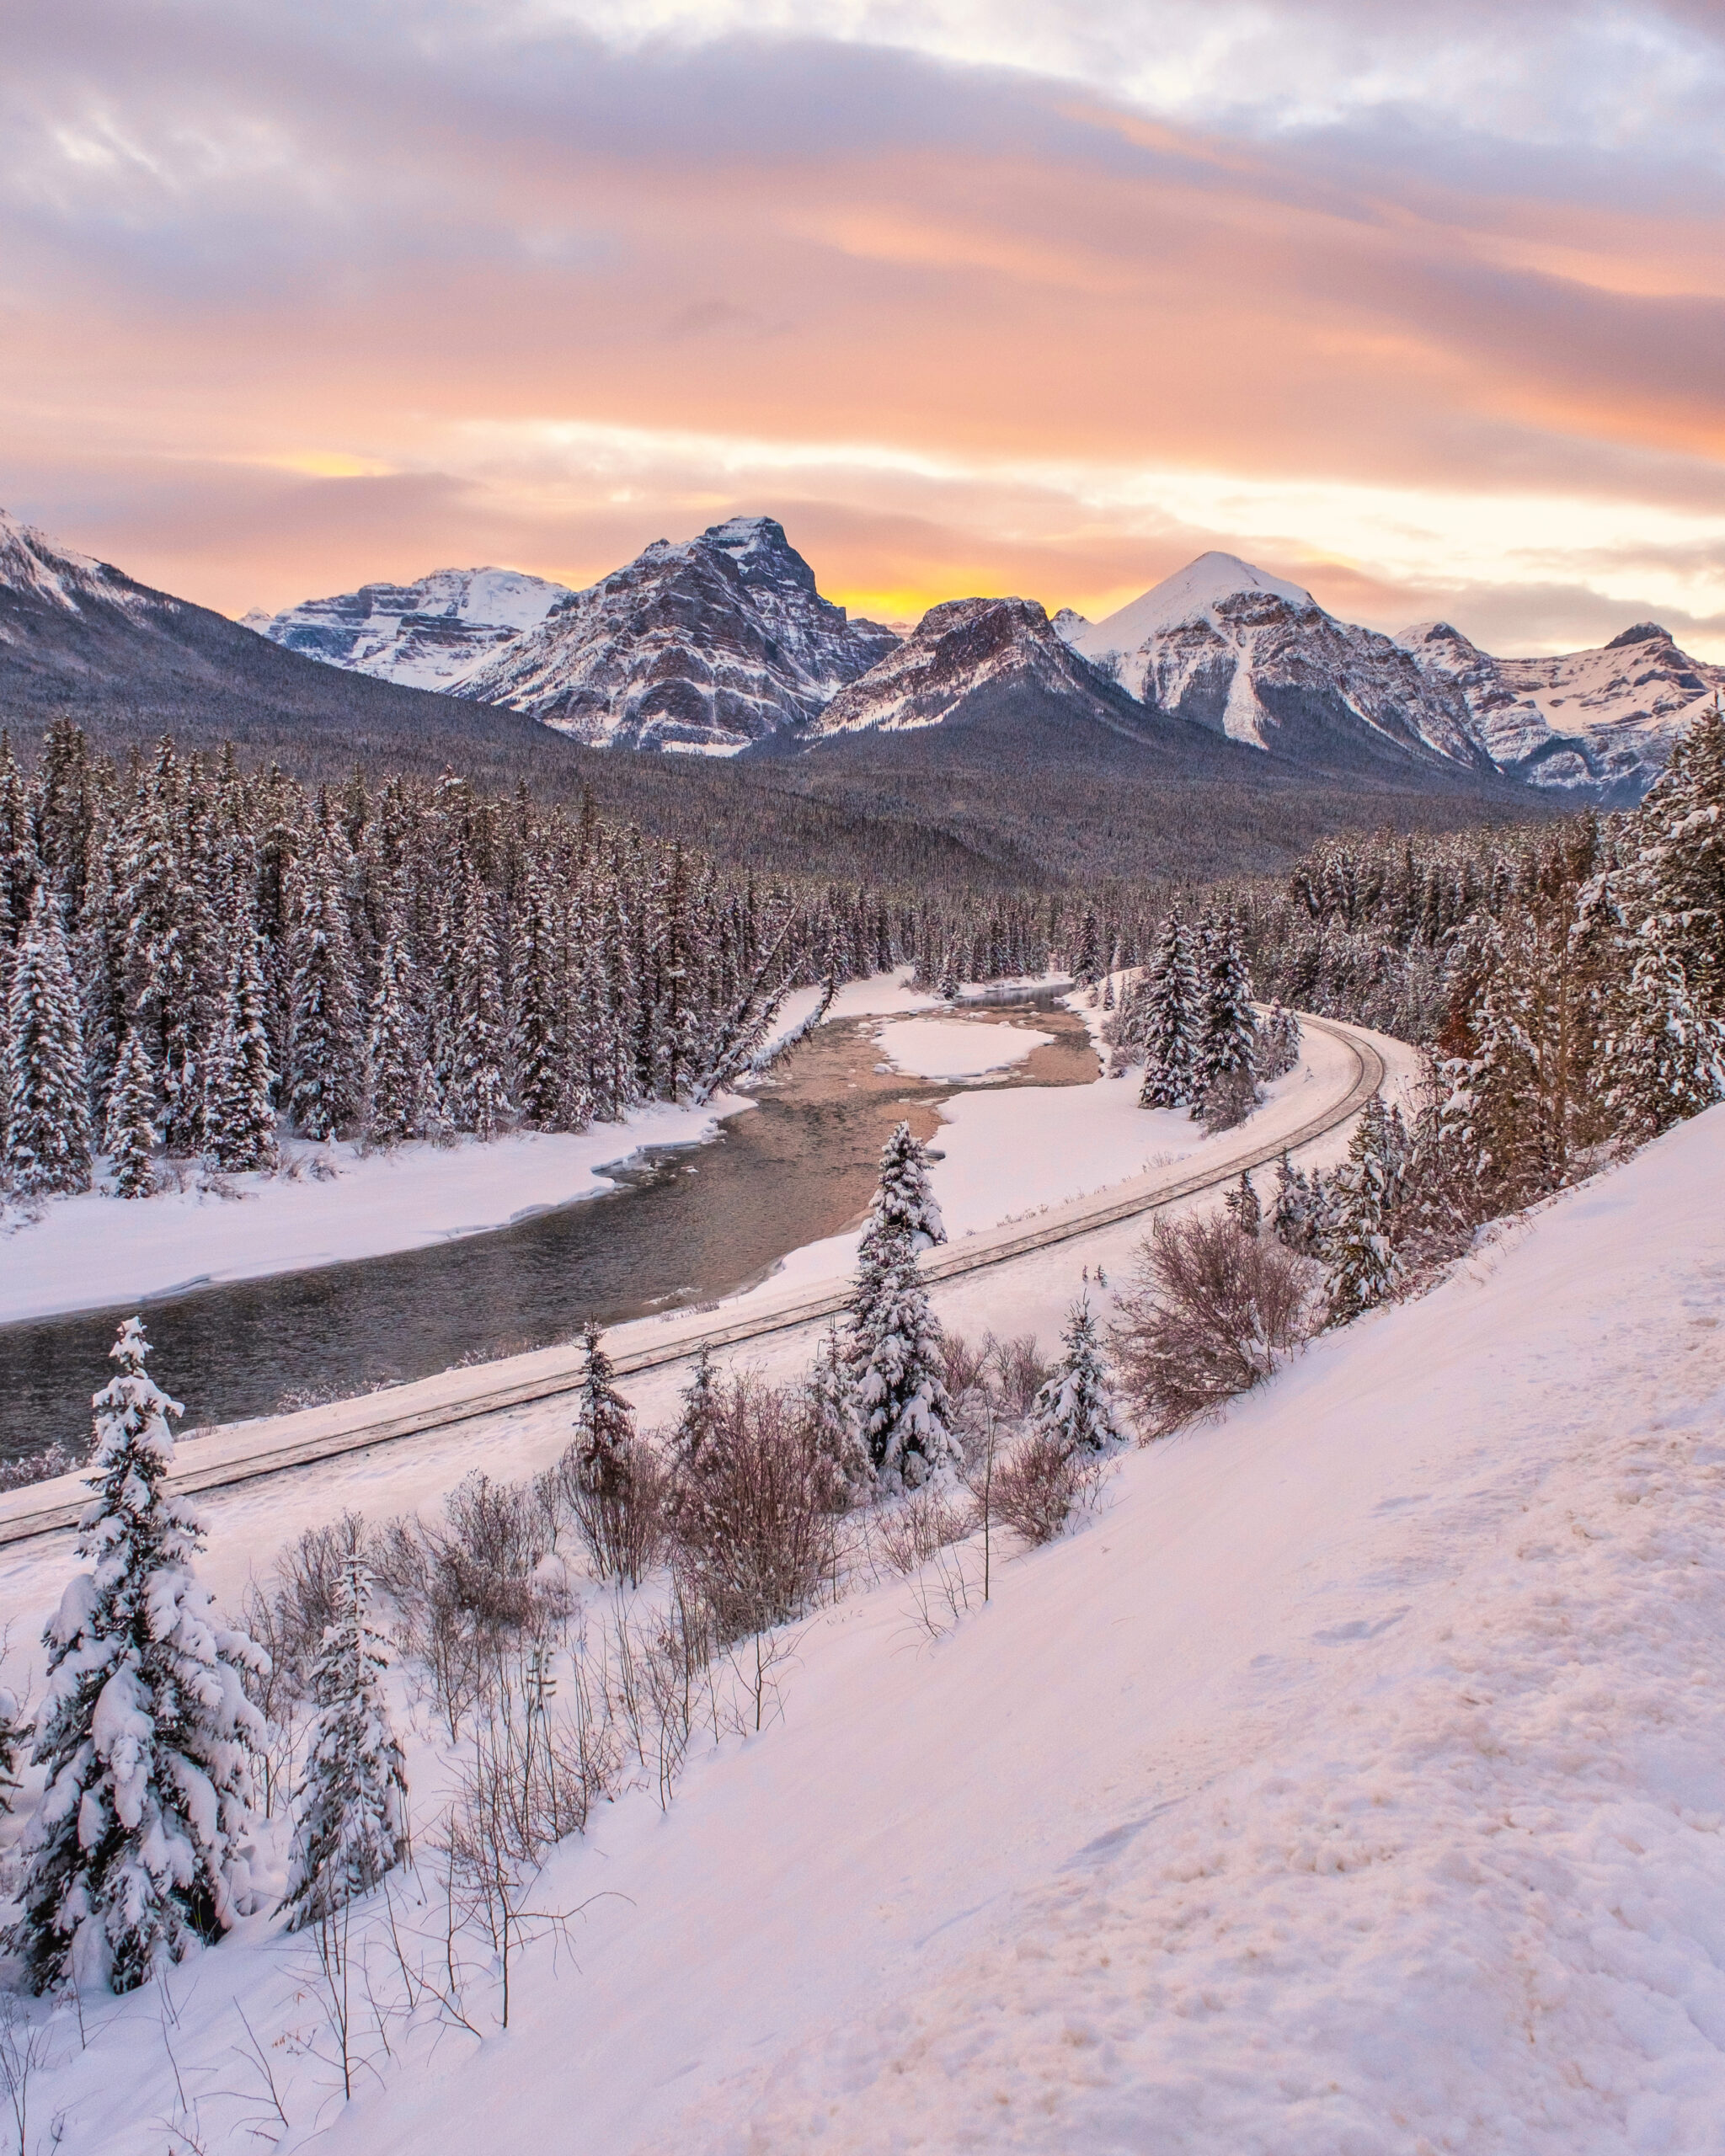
[{"x1": 6, "y1": 0, "x2": 1724, "y2": 654}]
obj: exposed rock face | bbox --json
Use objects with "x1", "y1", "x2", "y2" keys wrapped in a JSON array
[
  {"x1": 0, "y1": 507, "x2": 163, "y2": 628},
  {"x1": 813, "y1": 595, "x2": 1138, "y2": 737},
  {"x1": 1398, "y1": 618, "x2": 1725, "y2": 802},
  {"x1": 451, "y1": 517, "x2": 900, "y2": 750},
  {"x1": 251, "y1": 568, "x2": 574, "y2": 692},
  {"x1": 1059, "y1": 552, "x2": 1493, "y2": 777}
]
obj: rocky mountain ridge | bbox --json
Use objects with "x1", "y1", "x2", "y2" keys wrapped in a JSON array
[{"x1": 248, "y1": 566, "x2": 575, "y2": 692}]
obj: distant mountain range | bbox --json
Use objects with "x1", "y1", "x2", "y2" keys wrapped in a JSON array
[
  {"x1": 5, "y1": 502, "x2": 1718, "y2": 814},
  {"x1": 251, "y1": 525, "x2": 1721, "y2": 802}
]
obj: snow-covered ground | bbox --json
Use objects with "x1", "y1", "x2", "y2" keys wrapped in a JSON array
[
  {"x1": 0, "y1": 972, "x2": 948, "y2": 1326},
  {"x1": 873, "y1": 1013, "x2": 1053, "y2": 1078},
  {"x1": 1, "y1": 1087, "x2": 1721, "y2": 2150}
]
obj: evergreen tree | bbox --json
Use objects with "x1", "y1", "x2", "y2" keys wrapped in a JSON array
[
  {"x1": 280, "y1": 1558, "x2": 409, "y2": 1932},
  {"x1": 103, "y1": 1025, "x2": 158, "y2": 1199},
  {"x1": 1028, "y1": 1297, "x2": 1123, "y2": 1454},
  {"x1": 1258, "y1": 1001, "x2": 1301, "y2": 1081},
  {"x1": 206, "y1": 929, "x2": 277, "y2": 1172},
  {"x1": 1137, "y1": 910, "x2": 1201, "y2": 1109},
  {"x1": 4, "y1": 884, "x2": 92, "y2": 1196},
  {"x1": 1270, "y1": 1151, "x2": 1318, "y2": 1253},
  {"x1": 9, "y1": 1319, "x2": 264, "y2": 1993},
  {"x1": 1324, "y1": 1099, "x2": 1404, "y2": 1323},
  {"x1": 511, "y1": 862, "x2": 569, "y2": 1130},
  {"x1": 286, "y1": 830, "x2": 364, "y2": 1140},
  {"x1": 1194, "y1": 915, "x2": 1258, "y2": 1104},
  {"x1": 850, "y1": 1232, "x2": 958, "y2": 1493},
  {"x1": 366, "y1": 903, "x2": 426, "y2": 1145},
  {"x1": 1607, "y1": 942, "x2": 1725, "y2": 1143},
  {"x1": 0, "y1": 1684, "x2": 25, "y2": 1812},
  {"x1": 672, "y1": 1344, "x2": 723, "y2": 1474},
  {"x1": 571, "y1": 1323, "x2": 637, "y2": 1490},
  {"x1": 861, "y1": 1121, "x2": 947, "y2": 1255},
  {"x1": 447, "y1": 860, "x2": 510, "y2": 1137},
  {"x1": 804, "y1": 1319, "x2": 872, "y2": 1508},
  {"x1": 1223, "y1": 1168, "x2": 1262, "y2": 1237}
]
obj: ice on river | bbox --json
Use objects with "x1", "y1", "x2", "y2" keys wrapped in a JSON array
[{"x1": 873, "y1": 1014, "x2": 1055, "y2": 1079}]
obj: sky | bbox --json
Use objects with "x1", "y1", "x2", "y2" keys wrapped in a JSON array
[{"x1": 4, "y1": 0, "x2": 1724, "y2": 654}]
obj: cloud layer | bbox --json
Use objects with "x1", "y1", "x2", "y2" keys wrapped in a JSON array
[{"x1": 4, "y1": 0, "x2": 1723, "y2": 653}]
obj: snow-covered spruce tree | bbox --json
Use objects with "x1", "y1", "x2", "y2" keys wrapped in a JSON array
[
  {"x1": 1194, "y1": 915, "x2": 1258, "y2": 1110},
  {"x1": 366, "y1": 902, "x2": 425, "y2": 1145},
  {"x1": 804, "y1": 1319, "x2": 872, "y2": 1508},
  {"x1": 510, "y1": 862, "x2": 569, "y2": 1131},
  {"x1": 279, "y1": 1558, "x2": 409, "y2": 1932},
  {"x1": 1269, "y1": 1150, "x2": 1319, "y2": 1254},
  {"x1": 1028, "y1": 1297, "x2": 1123, "y2": 1454},
  {"x1": 1625, "y1": 698, "x2": 1725, "y2": 1021},
  {"x1": 862, "y1": 1121, "x2": 947, "y2": 1257},
  {"x1": 0, "y1": 1684, "x2": 26, "y2": 1812},
  {"x1": 1323, "y1": 1098, "x2": 1405, "y2": 1324},
  {"x1": 1606, "y1": 941, "x2": 1725, "y2": 1144},
  {"x1": 286, "y1": 825, "x2": 364, "y2": 1140},
  {"x1": 852, "y1": 1230, "x2": 959, "y2": 1492},
  {"x1": 1258, "y1": 1001, "x2": 1301, "y2": 1082},
  {"x1": 206, "y1": 929, "x2": 277, "y2": 1172},
  {"x1": 1222, "y1": 1168, "x2": 1262, "y2": 1238},
  {"x1": 10, "y1": 1318, "x2": 265, "y2": 1993},
  {"x1": 1137, "y1": 909, "x2": 1201, "y2": 1109},
  {"x1": 572, "y1": 1322, "x2": 637, "y2": 1489},
  {"x1": 447, "y1": 858, "x2": 510, "y2": 1138},
  {"x1": 4, "y1": 883, "x2": 92, "y2": 1197},
  {"x1": 103, "y1": 1025, "x2": 158, "y2": 1199},
  {"x1": 672, "y1": 1344, "x2": 723, "y2": 1474}
]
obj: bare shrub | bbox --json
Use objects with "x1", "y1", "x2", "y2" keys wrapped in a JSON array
[
  {"x1": 991, "y1": 1430, "x2": 1104, "y2": 1546},
  {"x1": 871, "y1": 1486, "x2": 974, "y2": 1576},
  {"x1": 554, "y1": 1435, "x2": 666, "y2": 1589},
  {"x1": 669, "y1": 1378, "x2": 838, "y2": 1641},
  {"x1": 938, "y1": 1331, "x2": 990, "y2": 1401},
  {"x1": 987, "y1": 1331, "x2": 1050, "y2": 1417},
  {"x1": 1111, "y1": 1212, "x2": 1318, "y2": 1436}
]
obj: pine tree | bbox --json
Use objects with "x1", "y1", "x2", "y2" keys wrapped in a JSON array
[
  {"x1": 850, "y1": 1232, "x2": 958, "y2": 1493},
  {"x1": 4, "y1": 884, "x2": 92, "y2": 1196},
  {"x1": 206, "y1": 929, "x2": 277, "y2": 1171},
  {"x1": 9, "y1": 1319, "x2": 264, "y2": 1993},
  {"x1": 366, "y1": 903, "x2": 425, "y2": 1145},
  {"x1": 1324, "y1": 1099, "x2": 1404, "y2": 1323},
  {"x1": 286, "y1": 829, "x2": 364, "y2": 1140},
  {"x1": 804, "y1": 1319, "x2": 872, "y2": 1508},
  {"x1": 280, "y1": 1558, "x2": 409, "y2": 1931},
  {"x1": 1605, "y1": 942, "x2": 1725, "y2": 1142},
  {"x1": 103, "y1": 1025, "x2": 158, "y2": 1198},
  {"x1": 511, "y1": 862, "x2": 569, "y2": 1130},
  {"x1": 1137, "y1": 910, "x2": 1201, "y2": 1109},
  {"x1": 572, "y1": 1323, "x2": 637, "y2": 1490},
  {"x1": 672, "y1": 1344, "x2": 723, "y2": 1474},
  {"x1": 1270, "y1": 1151, "x2": 1317, "y2": 1253},
  {"x1": 861, "y1": 1121, "x2": 947, "y2": 1255},
  {"x1": 1223, "y1": 1168, "x2": 1262, "y2": 1237},
  {"x1": 447, "y1": 860, "x2": 510, "y2": 1138},
  {"x1": 1194, "y1": 914, "x2": 1258, "y2": 1107},
  {"x1": 1028, "y1": 1297, "x2": 1122, "y2": 1454},
  {"x1": 1258, "y1": 1001, "x2": 1301, "y2": 1081},
  {"x1": 0, "y1": 1685, "x2": 25, "y2": 1813}
]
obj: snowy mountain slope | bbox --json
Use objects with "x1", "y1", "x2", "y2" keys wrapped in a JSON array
[
  {"x1": 249, "y1": 565, "x2": 575, "y2": 691},
  {"x1": 326, "y1": 1102, "x2": 1725, "y2": 2154},
  {"x1": 809, "y1": 592, "x2": 1163, "y2": 739},
  {"x1": 1400, "y1": 617, "x2": 1725, "y2": 801},
  {"x1": 449, "y1": 516, "x2": 900, "y2": 750},
  {"x1": 1060, "y1": 551, "x2": 1495, "y2": 777},
  {"x1": 6, "y1": 1081, "x2": 1722, "y2": 2153},
  {"x1": 0, "y1": 504, "x2": 606, "y2": 783}
]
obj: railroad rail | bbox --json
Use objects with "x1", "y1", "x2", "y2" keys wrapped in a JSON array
[{"x1": 0, "y1": 1015, "x2": 1385, "y2": 1546}]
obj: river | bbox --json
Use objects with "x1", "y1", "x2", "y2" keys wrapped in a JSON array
[{"x1": 0, "y1": 993, "x2": 1096, "y2": 1463}]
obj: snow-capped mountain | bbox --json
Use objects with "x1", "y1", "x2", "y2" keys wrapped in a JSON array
[
  {"x1": 0, "y1": 504, "x2": 164, "y2": 627},
  {"x1": 451, "y1": 517, "x2": 901, "y2": 751},
  {"x1": 813, "y1": 594, "x2": 1147, "y2": 738},
  {"x1": 1058, "y1": 552, "x2": 1493, "y2": 777},
  {"x1": 249, "y1": 567, "x2": 576, "y2": 692},
  {"x1": 1398, "y1": 618, "x2": 1725, "y2": 802}
]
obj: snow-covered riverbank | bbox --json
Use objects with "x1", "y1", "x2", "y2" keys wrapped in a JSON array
[{"x1": 0, "y1": 973, "x2": 948, "y2": 1326}]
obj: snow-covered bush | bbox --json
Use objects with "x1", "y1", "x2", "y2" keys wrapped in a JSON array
[
  {"x1": 991, "y1": 1431, "x2": 1105, "y2": 1547},
  {"x1": 1111, "y1": 1214, "x2": 1320, "y2": 1437},
  {"x1": 1027, "y1": 1299, "x2": 1123, "y2": 1455}
]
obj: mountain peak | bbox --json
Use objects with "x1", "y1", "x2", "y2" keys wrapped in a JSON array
[
  {"x1": 1079, "y1": 552, "x2": 1318, "y2": 658},
  {"x1": 1605, "y1": 622, "x2": 1671, "y2": 650}
]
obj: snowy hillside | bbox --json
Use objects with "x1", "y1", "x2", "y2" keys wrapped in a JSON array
[
  {"x1": 0, "y1": 505, "x2": 163, "y2": 627},
  {"x1": 1059, "y1": 551, "x2": 1493, "y2": 776},
  {"x1": 450, "y1": 516, "x2": 900, "y2": 750},
  {"x1": 3, "y1": 1084, "x2": 1722, "y2": 2150},
  {"x1": 248, "y1": 566, "x2": 575, "y2": 691},
  {"x1": 1400, "y1": 616, "x2": 1725, "y2": 800}
]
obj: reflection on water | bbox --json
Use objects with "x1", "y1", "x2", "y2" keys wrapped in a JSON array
[{"x1": 0, "y1": 995, "x2": 1095, "y2": 1460}]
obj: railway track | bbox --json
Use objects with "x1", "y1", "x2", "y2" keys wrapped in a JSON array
[{"x1": 0, "y1": 1014, "x2": 1385, "y2": 1546}]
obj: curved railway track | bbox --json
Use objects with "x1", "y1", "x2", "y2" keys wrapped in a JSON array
[{"x1": 0, "y1": 1014, "x2": 1386, "y2": 1546}]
